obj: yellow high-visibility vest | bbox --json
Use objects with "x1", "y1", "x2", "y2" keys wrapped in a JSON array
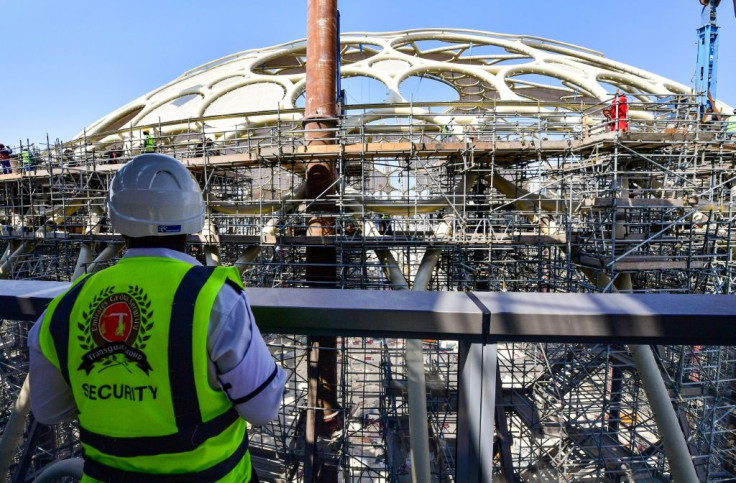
[{"x1": 38, "y1": 258, "x2": 253, "y2": 482}]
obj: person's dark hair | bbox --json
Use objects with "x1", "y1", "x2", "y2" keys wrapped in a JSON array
[{"x1": 124, "y1": 234, "x2": 187, "y2": 252}]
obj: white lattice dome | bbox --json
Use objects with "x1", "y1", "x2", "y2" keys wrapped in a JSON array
[{"x1": 80, "y1": 28, "x2": 722, "y2": 142}]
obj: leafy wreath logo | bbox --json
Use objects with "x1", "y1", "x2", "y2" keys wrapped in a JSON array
[{"x1": 77, "y1": 285, "x2": 155, "y2": 375}]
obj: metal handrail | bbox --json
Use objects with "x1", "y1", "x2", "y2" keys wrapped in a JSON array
[{"x1": 3, "y1": 280, "x2": 736, "y2": 345}]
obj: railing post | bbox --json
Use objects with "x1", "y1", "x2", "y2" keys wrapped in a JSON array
[{"x1": 456, "y1": 341, "x2": 496, "y2": 483}]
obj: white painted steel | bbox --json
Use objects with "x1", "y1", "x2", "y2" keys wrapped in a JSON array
[{"x1": 78, "y1": 29, "x2": 713, "y2": 143}]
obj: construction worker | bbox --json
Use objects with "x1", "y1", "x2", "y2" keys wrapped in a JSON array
[
  {"x1": 441, "y1": 123, "x2": 451, "y2": 141},
  {"x1": 142, "y1": 129, "x2": 156, "y2": 153},
  {"x1": 602, "y1": 106, "x2": 613, "y2": 131},
  {"x1": 441, "y1": 118, "x2": 455, "y2": 141},
  {"x1": 28, "y1": 153, "x2": 285, "y2": 482},
  {"x1": 725, "y1": 108, "x2": 736, "y2": 138},
  {"x1": 0, "y1": 144, "x2": 12, "y2": 174},
  {"x1": 611, "y1": 93, "x2": 629, "y2": 132},
  {"x1": 21, "y1": 148, "x2": 33, "y2": 172}
]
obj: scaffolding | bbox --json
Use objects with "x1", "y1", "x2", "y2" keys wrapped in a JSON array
[{"x1": 2, "y1": 98, "x2": 736, "y2": 481}]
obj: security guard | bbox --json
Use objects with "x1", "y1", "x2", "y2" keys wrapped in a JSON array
[{"x1": 29, "y1": 153, "x2": 285, "y2": 482}]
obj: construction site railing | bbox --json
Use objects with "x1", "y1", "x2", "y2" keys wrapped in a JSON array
[
  {"x1": 2, "y1": 281, "x2": 736, "y2": 481},
  {"x1": 4, "y1": 280, "x2": 735, "y2": 345}
]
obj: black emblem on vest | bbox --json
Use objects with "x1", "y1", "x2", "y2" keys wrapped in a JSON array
[{"x1": 77, "y1": 285, "x2": 154, "y2": 375}]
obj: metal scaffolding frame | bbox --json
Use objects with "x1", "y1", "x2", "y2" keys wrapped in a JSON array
[{"x1": 1, "y1": 97, "x2": 736, "y2": 481}]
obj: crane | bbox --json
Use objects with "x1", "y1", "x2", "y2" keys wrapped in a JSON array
[{"x1": 695, "y1": 0, "x2": 736, "y2": 117}]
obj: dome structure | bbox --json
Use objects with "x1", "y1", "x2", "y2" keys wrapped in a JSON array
[{"x1": 79, "y1": 28, "x2": 727, "y2": 144}]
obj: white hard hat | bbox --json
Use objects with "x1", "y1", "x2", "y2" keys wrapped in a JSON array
[{"x1": 107, "y1": 154, "x2": 205, "y2": 237}]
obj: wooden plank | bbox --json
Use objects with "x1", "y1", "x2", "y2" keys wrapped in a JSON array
[
  {"x1": 589, "y1": 198, "x2": 684, "y2": 208},
  {"x1": 579, "y1": 255, "x2": 706, "y2": 270}
]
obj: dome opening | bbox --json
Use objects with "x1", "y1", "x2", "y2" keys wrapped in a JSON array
[
  {"x1": 342, "y1": 76, "x2": 390, "y2": 105},
  {"x1": 400, "y1": 75, "x2": 458, "y2": 103}
]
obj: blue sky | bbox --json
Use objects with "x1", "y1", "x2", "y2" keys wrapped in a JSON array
[{"x1": 1, "y1": 0, "x2": 733, "y2": 146}]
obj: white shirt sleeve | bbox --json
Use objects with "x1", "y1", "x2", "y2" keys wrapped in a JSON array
[
  {"x1": 28, "y1": 316, "x2": 78, "y2": 424},
  {"x1": 207, "y1": 286, "x2": 286, "y2": 425}
]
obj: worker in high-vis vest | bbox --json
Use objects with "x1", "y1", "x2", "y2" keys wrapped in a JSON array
[
  {"x1": 726, "y1": 108, "x2": 736, "y2": 137},
  {"x1": 22, "y1": 148, "x2": 33, "y2": 172},
  {"x1": 142, "y1": 130, "x2": 156, "y2": 153},
  {"x1": 29, "y1": 153, "x2": 285, "y2": 482}
]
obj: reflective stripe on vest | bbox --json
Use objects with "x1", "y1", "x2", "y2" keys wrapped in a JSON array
[
  {"x1": 40, "y1": 260, "x2": 251, "y2": 481},
  {"x1": 82, "y1": 436, "x2": 249, "y2": 482}
]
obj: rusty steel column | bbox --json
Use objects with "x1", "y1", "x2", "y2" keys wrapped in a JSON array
[
  {"x1": 303, "y1": 1, "x2": 340, "y2": 482},
  {"x1": 304, "y1": 0, "x2": 338, "y2": 198}
]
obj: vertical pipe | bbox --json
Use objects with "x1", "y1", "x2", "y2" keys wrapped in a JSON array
[
  {"x1": 606, "y1": 354, "x2": 624, "y2": 483},
  {"x1": 304, "y1": 0, "x2": 338, "y2": 198},
  {"x1": 304, "y1": 1, "x2": 340, "y2": 481},
  {"x1": 607, "y1": 364, "x2": 623, "y2": 434},
  {"x1": 304, "y1": 340, "x2": 320, "y2": 483},
  {"x1": 305, "y1": 0, "x2": 338, "y2": 124}
]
